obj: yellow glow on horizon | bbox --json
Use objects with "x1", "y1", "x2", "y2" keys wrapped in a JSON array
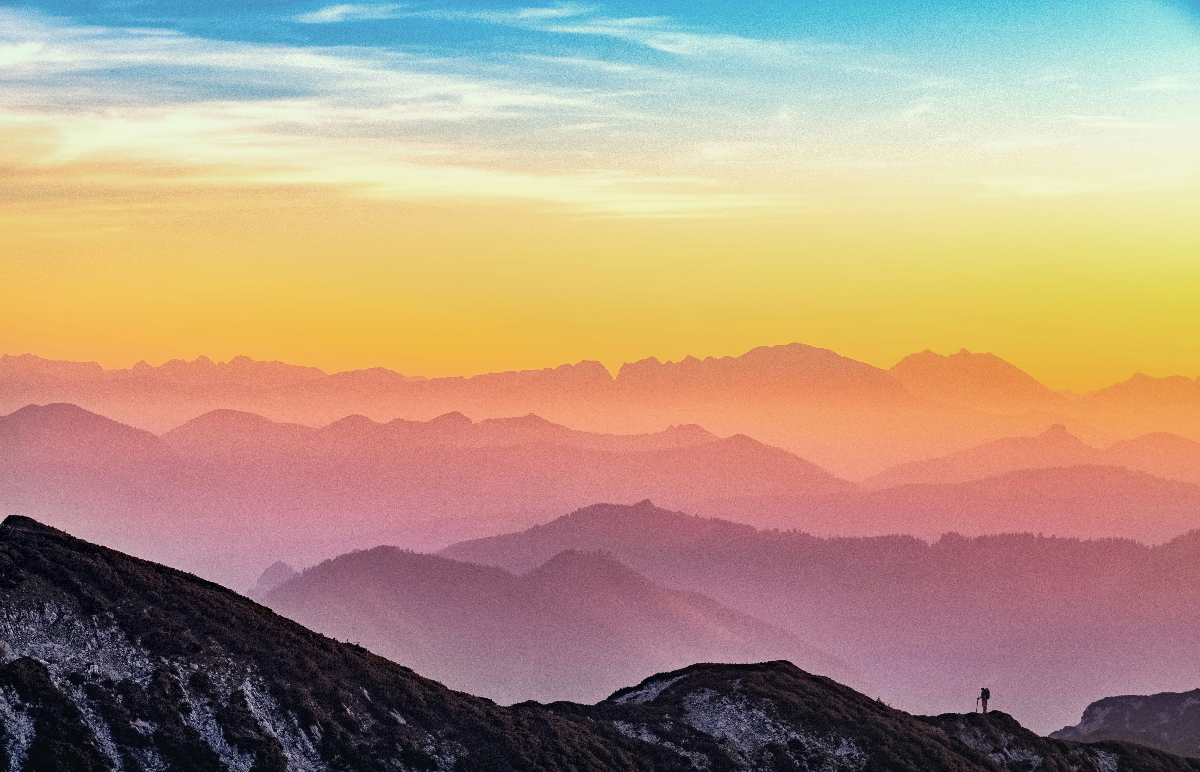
[{"x1": 3, "y1": 167, "x2": 1199, "y2": 393}]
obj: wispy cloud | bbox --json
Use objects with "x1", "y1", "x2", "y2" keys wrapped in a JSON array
[
  {"x1": 315, "y1": 3, "x2": 848, "y2": 64},
  {"x1": 4, "y1": 3, "x2": 1197, "y2": 217},
  {"x1": 294, "y1": 4, "x2": 405, "y2": 24},
  {"x1": 0, "y1": 9, "x2": 791, "y2": 217}
]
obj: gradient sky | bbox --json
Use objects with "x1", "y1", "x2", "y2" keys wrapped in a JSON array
[{"x1": 1, "y1": 0, "x2": 1198, "y2": 389}]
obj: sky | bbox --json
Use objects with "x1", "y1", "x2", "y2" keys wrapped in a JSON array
[{"x1": 1, "y1": 0, "x2": 1198, "y2": 390}]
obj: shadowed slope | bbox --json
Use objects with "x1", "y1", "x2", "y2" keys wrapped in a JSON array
[
  {"x1": 3, "y1": 515, "x2": 1196, "y2": 771},
  {"x1": 0, "y1": 515, "x2": 664, "y2": 771},
  {"x1": 444, "y1": 501, "x2": 1200, "y2": 732},
  {"x1": 262, "y1": 545, "x2": 851, "y2": 704}
]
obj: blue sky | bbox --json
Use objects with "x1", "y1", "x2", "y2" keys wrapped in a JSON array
[{"x1": 1, "y1": 0, "x2": 1197, "y2": 213}]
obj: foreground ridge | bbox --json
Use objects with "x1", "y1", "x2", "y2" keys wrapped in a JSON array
[{"x1": 2, "y1": 515, "x2": 1198, "y2": 771}]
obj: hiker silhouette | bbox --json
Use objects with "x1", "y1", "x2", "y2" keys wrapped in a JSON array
[{"x1": 980, "y1": 688, "x2": 991, "y2": 713}]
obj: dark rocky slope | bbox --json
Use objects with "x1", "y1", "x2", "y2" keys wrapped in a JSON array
[{"x1": 1, "y1": 515, "x2": 1196, "y2": 771}]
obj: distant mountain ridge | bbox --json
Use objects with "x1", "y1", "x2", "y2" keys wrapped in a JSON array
[
  {"x1": 3, "y1": 514, "x2": 1196, "y2": 772},
  {"x1": 0, "y1": 403, "x2": 849, "y2": 587},
  {"x1": 868, "y1": 424, "x2": 1200, "y2": 488},
  {"x1": 7, "y1": 343, "x2": 1200, "y2": 477},
  {"x1": 6, "y1": 402, "x2": 1200, "y2": 589},
  {"x1": 1052, "y1": 688, "x2": 1200, "y2": 758},
  {"x1": 163, "y1": 407, "x2": 722, "y2": 457},
  {"x1": 444, "y1": 500, "x2": 1200, "y2": 733},
  {"x1": 889, "y1": 348, "x2": 1066, "y2": 411},
  {"x1": 261, "y1": 545, "x2": 855, "y2": 704},
  {"x1": 0, "y1": 402, "x2": 171, "y2": 467}
]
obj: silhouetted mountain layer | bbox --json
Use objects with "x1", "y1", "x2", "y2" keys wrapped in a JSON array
[
  {"x1": 844, "y1": 465, "x2": 1200, "y2": 542},
  {"x1": 0, "y1": 403, "x2": 172, "y2": 468},
  {"x1": 2, "y1": 515, "x2": 1195, "y2": 772},
  {"x1": 1053, "y1": 688, "x2": 1200, "y2": 758},
  {"x1": 262, "y1": 547, "x2": 852, "y2": 704},
  {"x1": 889, "y1": 348, "x2": 1066, "y2": 412},
  {"x1": 0, "y1": 403, "x2": 849, "y2": 586},
  {"x1": 13, "y1": 343, "x2": 1200, "y2": 477},
  {"x1": 866, "y1": 424, "x2": 1100, "y2": 488},
  {"x1": 162, "y1": 408, "x2": 722, "y2": 457},
  {"x1": 445, "y1": 501, "x2": 1200, "y2": 733},
  {"x1": 690, "y1": 464, "x2": 1200, "y2": 543},
  {"x1": 248, "y1": 561, "x2": 298, "y2": 600},
  {"x1": 9, "y1": 403, "x2": 1200, "y2": 587},
  {"x1": 868, "y1": 424, "x2": 1200, "y2": 489}
]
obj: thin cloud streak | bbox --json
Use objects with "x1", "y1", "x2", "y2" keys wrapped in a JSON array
[
  {"x1": 3, "y1": 4, "x2": 1198, "y2": 215},
  {"x1": 0, "y1": 9, "x2": 792, "y2": 216}
]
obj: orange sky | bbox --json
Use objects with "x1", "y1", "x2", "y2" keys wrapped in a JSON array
[{"x1": 3, "y1": 179, "x2": 1198, "y2": 392}]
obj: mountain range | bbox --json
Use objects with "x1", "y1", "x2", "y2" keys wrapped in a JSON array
[
  {"x1": 6, "y1": 343, "x2": 1200, "y2": 477},
  {"x1": 868, "y1": 423, "x2": 1200, "y2": 488},
  {"x1": 4, "y1": 514, "x2": 1199, "y2": 772},
  {"x1": 5, "y1": 402, "x2": 1200, "y2": 588},
  {"x1": 444, "y1": 500, "x2": 1200, "y2": 733},
  {"x1": 0, "y1": 402, "x2": 850, "y2": 586},
  {"x1": 260, "y1": 546, "x2": 855, "y2": 705}
]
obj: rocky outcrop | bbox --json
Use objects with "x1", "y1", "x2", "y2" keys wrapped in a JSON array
[{"x1": 1053, "y1": 689, "x2": 1200, "y2": 759}]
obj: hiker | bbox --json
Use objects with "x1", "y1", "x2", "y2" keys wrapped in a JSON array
[{"x1": 980, "y1": 687, "x2": 990, "y2": 713}]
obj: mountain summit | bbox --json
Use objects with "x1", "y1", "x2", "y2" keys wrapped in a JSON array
[{"x1": 889, "y1": 348, "x2": 1063, "y2": 410}]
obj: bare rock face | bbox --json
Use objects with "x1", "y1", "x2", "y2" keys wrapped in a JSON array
[
  {"x1": 3, "y1": 514, "x2": 1200, "y2": 772},
  {"x1": 1052, "y1": 689, "x2": 1200, "y2": 759}
]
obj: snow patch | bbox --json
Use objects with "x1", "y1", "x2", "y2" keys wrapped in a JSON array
[
  {"x1": 1092, "y1": 749, "x2": 1118, "y2": 772},
  {"x1": 0, "y1": 605, "x2": 156, "y2": 685},
  {"x1": 0, "y1": 602, "x2": 454, "y2": 772},
  {"x1": 946, "y1": 723, "x2": 1044, "y2": 771},
  {"x1": 241, "y1": 680, "x2": 325, "y2": 772},
  {"x1": 181, "y1": 683, "x2": 255, "y2": 772},
  {"x1": 0, "y1": 685, "x2": 36, "y2": 771},
  {"x1": 61, "y1": 679, "x2": 123, "y2": 769},
  {"x1": 683, "y1": 689, "x2": 866, "y2": 771},
  {"x1": 613, "y1": 675, "x2": 686, "y2": 705},
  {"x1": 610, "y1": 720, "x2": 710, "y2": 769}
]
